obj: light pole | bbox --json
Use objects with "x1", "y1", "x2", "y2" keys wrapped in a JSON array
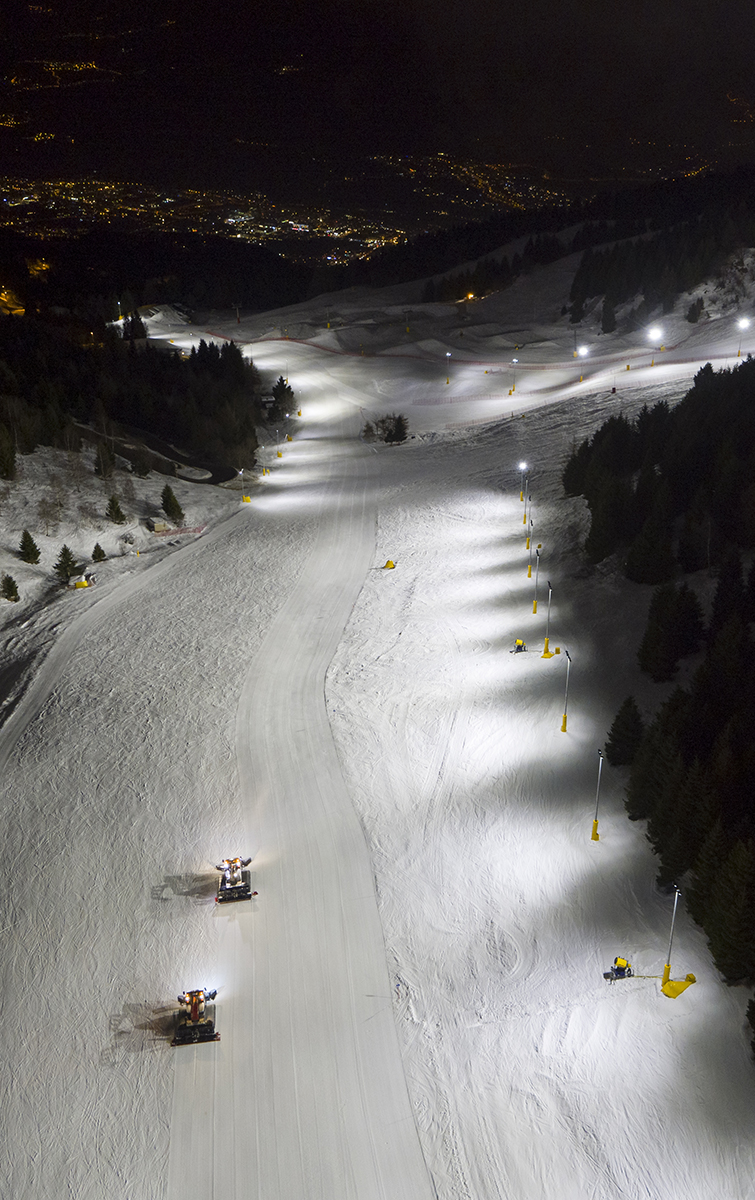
[
  {"x1": 648, "y1": 325, "x2": 664, "y2": 352},
  {"x1": 561, "y1": 649, "x2": 571, "y2": 732},
  {"x1": 533, "y1": 546, "x2": 541, "y2": 613},
  {"x1": 591, "y1": 750, "x2": 603, "y2": 840},
  {"x1": 519, "y1": 461, "x2": 527, "y2": 502},
  {"x1": 738, "y1": 317, "x2": 750, "y2": 357},
  {"x1": 542, "y1": 580, "x2": 554, "y2": 657},
  {"x1": 446, "y1": 351, "x2": 451, "y2": 385},
  {"x1": 527, "y1": 522, "x2": 534, "y2": 576},
  {"x1": 524, "y1": 490, "x2": 530, "y2": 526}
]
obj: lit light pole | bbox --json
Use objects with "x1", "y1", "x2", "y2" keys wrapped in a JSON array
[
  {"x1": 533, "y1": 546, "x2": 541, "y2": 613},
  {"x1": 527, "y1": 520, "x2": 534, "y2": 575},
  {"x1": 519, "y1": 461, "x2": 527, "y2": 502},
  {"x1": 446, "y1": 351, "x2": 451, "y2": 385},
  {"x1": 738, "y1": 317, "x2": 750, "y2": 357},
  {"x1": 648, "y1": 325, "x2": 664, "y2": 352},
  {"x1": 561, "y1": 649, "x2": 572, "y2": 732},
  {"x1": 591, "y1": 750, "x2": 603, "y2": 840},
  {"x1": 542, "y1": 580, "x2": 554, "y2": 657},
  {"x1": 523, "y1": 490, "x2": 530, "y2": 526},
  {"x1": 511, "y1": 357, "x2": 518, "y2": 393}
]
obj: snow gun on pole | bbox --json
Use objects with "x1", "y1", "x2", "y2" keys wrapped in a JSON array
[{"x1": 661, "y1": 885, "x2": 696, "y2": 998}]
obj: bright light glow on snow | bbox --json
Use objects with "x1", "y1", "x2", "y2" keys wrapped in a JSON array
[
  {"x1": 648, "y1": 325, "x2": 663, "y2": 340},
  {"x1": 5, "y1": 259, "x2": 755, "y2": 1200}
]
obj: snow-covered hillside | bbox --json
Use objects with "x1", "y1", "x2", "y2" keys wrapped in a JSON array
[{"x1": 1, "y1": 253, "x2": 755, "y2": 1200}]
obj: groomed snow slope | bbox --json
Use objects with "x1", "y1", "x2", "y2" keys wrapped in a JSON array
[{"x1": 2, "y1": 259, "x2": 755, "y2": 1199}]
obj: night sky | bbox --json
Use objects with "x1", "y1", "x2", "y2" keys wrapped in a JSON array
[{"x1": 3, "y1": 0, "x2": 755, "y2": 190}]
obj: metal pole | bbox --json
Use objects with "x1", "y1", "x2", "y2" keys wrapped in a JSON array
[
  {"x1": 542, "y1": 581, "x2": 553, "y2": 657},
  {"x1": 591, "y1": 750, "x2": 603, "y2": 840},
  {"x1": 533, "y1": 548, "x2": 540, "y2": 613},
  {"x1": 664, "y1": 887, "x2": 681, "y2": 985},
  {"x1": 527, "y1": 520, "x2": 534, "y2": 575},
  {"x1": 523, "y1": 491, "x2": 529, "y2": 526},
  {"x1": 561, "y1": 649, "x2": 571, "y2": 732}
]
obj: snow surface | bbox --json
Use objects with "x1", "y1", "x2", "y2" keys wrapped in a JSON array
[{"x1": 2, "y1": 251, "x2": 755, "y2": 1199}]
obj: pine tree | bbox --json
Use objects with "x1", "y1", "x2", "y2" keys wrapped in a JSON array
[
  {"x1": 637, "y1": 583, "x2": 680, "y2": 681},
  {"x1": 674, "y1": 582, "x2": 706, "y2": 655},
  {"x1": 706, "y1": 840, "x2": 755, "y2": 983},
  {"x1": 605, "y1": 696, "x2": 644, "y2": 766},
  {"x1": 0, "y1": 422, "x2": 16, "y2": 480},
  {"x1": 709, "y1": 548, "x2": 747, "y2": 634},
  {"x1": 161, "y1": 484, "x2": 185, "y2": 524},
  {"x1": 92, "y1": 543, "x2": 106, "y2": 562},
  {"x1": 674, "y1": 759, "x2": 718, "y2": 871},
  {"x1": 19, "y1": 529, "x2": 40, "y2": 564},
  {"x1": 54, "y1": 544, "x2": 77, "y2": 583},
  {"x1": 686, "y1": 819, "x2": 727, "y2": 926},
  {"x1": 746, "y1": 996, "x2": 755, "y2": 1058},
  {"x1": 106, "y1": 494, "x2": 126, "y2": 524},
  {"x1": 601, "y1": 297, "x2": 617, "y2": 334},
  {"x1": 624, "y1": 505, "x2": 675, "y2": 585},
  {"x1": 95, "y1": 441, "x2": 115, "y2": 479},
  {"x1": 1, "y1": 573, "x2": 19, "y2": 602},
  {"x1": 624, "y1": 688, "x2": 689, "y2": 821},
  {"x1": 385, "y1": 413, "x2": 408, "y2": 444}
]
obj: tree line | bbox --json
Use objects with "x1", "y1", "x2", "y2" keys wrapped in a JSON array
[
  {"x1": 562, "y1": 360, "x2": 755, "y2": 583},
  {"x1": 0, "y1": 314, "x2": 260, "y2": 474},
  {"x1": 567, "y1": 362, "x2": 755, "y2": 1046}
]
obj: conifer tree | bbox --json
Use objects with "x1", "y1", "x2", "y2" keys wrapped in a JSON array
[
  {"x1": 19, "y1": 529, "x2": 40, "y2": 564},
  {"x1": 601, "y1": 298, "x2": 617, "y2": 333},
  {"x1": 54, "y1": 544, "x2": 77, "y2": 583},
  {"x1": 1, "y1": 573, "x2": 19, "y2": 602},
  {"x1": 605, "y1": 696, "x2": 644, "y2": 766},
  {"x1": 746, "y1": 996, "x2": 755, "y2": 1058},
  {"x1": 624, "y1": 688, "x2": 688, "y2": 822},
  {"x1": 95, "y1": 442, "x2": 115, "y2": 479},
  {"x1": 385, "y1": 413, "x2": 409, "y2": 444},
  {"x1": 92, "y1": 543, "x2": 106, "y2": 562},
  {"x1": 706, "y1": 840, "x2": 755, "y2": 983},
  {"x1": 106, "y1": 494, "x2": 126, "y2": 524},
  {"x1": 624, "y1": 504, "x2": 675, "y2": 585},
  {"x1": 686, "y1": 819, "x2": 727, "y2": 926},
  {"x1": 637, "y1": 583, "x2": 680, "y2": 681},
  {"x1": 0, "y1": 422, "x2": 16, "y2": 480},
  {"x1": 674, "y1": 759, "x2": 717, "y2": 870},
  {"x1": 709, "y1": 548, "x2": 747, "y2": 634},
  {"x1": 161, "y1": 484, "x2": 185, "y2": 525}
]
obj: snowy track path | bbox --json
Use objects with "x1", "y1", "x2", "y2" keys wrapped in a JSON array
[{"x1": 167, "y1": 437, "x2": 434, "y2": 1200}]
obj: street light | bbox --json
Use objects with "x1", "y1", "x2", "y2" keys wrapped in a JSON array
[
  {"x1": 561, "y1": 649, "x2": 571, "y2": 732},
  {"x1": 524, "y1": 490, "x2": 530, "y2": 526},
  {"x1": 577, "y1": 345, "x2": 588, "y2": 357},
  {"x1": 446, "y1": 351, "x2": 451, "y2": 385},
  {"x1": 519, "y1": 461, "x2": 527, "y2": 502},
  {"x1": 591, "y1": 750, "x2": 603, "y2": 840},
  {"x1": 527, "y1": 520, "x2": 534, "y2": 574},
  {"x1": 738, "y1": 317, "x2": 750, "y2": 357},
  {"x1": 533, "y1": 546, "x2": 541, "y2": 613}
]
